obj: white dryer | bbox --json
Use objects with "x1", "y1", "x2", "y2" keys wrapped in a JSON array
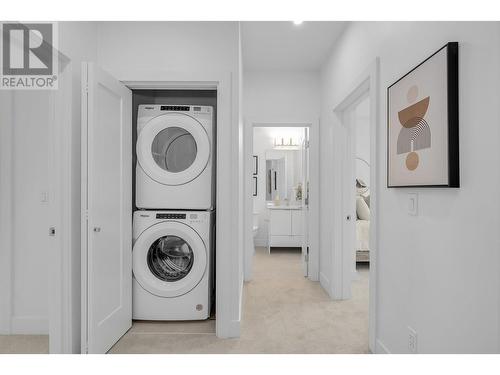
[
  {"x1": 132, "y1": 210, "x2": 214, "y2": 320},
  {"x1": 136, "y1": 104, "x2": 214, "y2": 209}
]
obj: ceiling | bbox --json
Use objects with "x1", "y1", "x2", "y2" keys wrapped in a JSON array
[{"x1": 241, "y1": 21, "x2": 348, "y2": 71}]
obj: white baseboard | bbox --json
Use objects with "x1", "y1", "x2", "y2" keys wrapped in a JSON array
[
  {"x1": 375, "y1": 338, "x2": 391, "y2": 354},
  {"x1": 11, "y1": 316, "x2": 48, "y2": 334}
]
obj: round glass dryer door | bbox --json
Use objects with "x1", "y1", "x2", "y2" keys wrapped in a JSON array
[
  {"x1": 137, "y1": 113, "x2": 210, "y2": 186},
  {"x1": 133, "y1": 221, "x2": 207, "y2": 298},
  {"x1": 151, "y1": 127, "x2": 197, "y2": 173}
]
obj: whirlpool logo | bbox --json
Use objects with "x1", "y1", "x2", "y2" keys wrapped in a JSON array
[{"x1": 1, "y1": 22, "x2": 58, "y2": 90}]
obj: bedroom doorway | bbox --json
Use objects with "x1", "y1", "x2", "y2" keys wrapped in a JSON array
[
  {"x1": 333, "y1": 59, "x2": 379, "y2": 352},
  {"x1": 339, "y1": 93, "x2": 371, "y2": 292},
  {"x1": 353, "y1": 96, "x2": 371, "y2": 274}
]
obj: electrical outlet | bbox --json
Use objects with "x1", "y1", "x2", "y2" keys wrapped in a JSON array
[{"x1": 408, "y1": 326, "x2": 418, "y2": 353}]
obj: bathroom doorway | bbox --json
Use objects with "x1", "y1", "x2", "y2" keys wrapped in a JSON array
[
  {"x1": 254, "y1": 126, "x2": 308, "y2": 276},
  {"x1": 243, "y1": 121, "x2": 319, "y2": 283}
]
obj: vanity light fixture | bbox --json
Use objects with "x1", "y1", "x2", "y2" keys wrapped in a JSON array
[{"x1": 274, "y1": 137, "x2": 300, "y2": 149}]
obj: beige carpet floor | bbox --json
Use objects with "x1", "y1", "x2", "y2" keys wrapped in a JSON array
[
  {"x1": 0, "y1": 247, "x2": 369, "y2": 354},
  {"x1": 109, "y1": 247, "x2": 369, "y2": 354},
  {"x1": 0, "y1": 335, "x2": 49, "y2": 354}
]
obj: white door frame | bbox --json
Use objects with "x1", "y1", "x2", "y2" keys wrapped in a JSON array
[
  {"x1": 53, "y1": 67, "x2": 240, "y2": 349},
  {"x1": 332, "y1": 58, "x2": 379, "y2": 353},
  {"x1": 243, "y1": 118, "x2": 320, "y2": 282},
  {"x1": 108, "y1": 70, "x2": 239, "y2": 339}
]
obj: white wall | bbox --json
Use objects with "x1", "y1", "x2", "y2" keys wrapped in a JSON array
[
  {"x1": 252, "y1": 127, "x2": 304, "y2": 245},
  {"x1": 320, "y1": 22, "x2": 500, "y2": 353},
  {"x1": 244, "y1": 71, "x2": 320, "y2": 120},
  {"x1": 0, "y1": 23, "x2": 98, "y2": 339},
  {"x1": 95, "y1": 21, "x2": 243, "y2": 338},
  {"x1": 96, "y1": 22, "x2": 240, "y2": 76},
  {"x1": 0, "y1": 90, "x2": 51, "y2": 335},
  {"x1": 11, "y1": 92, "x2": 51, "y2": 333}
]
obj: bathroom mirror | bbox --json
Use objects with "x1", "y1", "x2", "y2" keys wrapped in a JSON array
[
  {"x1": 265, "y1": 149, "x2": 302, "y2": 202},
  {"x1": 265, "y1": 157, "x2": 286, "y2": 201}
]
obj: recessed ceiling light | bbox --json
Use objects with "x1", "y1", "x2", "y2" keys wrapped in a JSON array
[{"x1": 293, "y1": 21, "x2": 303, "y2": 25}]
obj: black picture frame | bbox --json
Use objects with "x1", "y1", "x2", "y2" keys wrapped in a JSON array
[
  {"x1": 253, "y1": 155, "x2": 258, "y2": 175},
  {"x1": 253, "y1": 176, "x2": 258, "y2": 196},
  {"x1": 387, "y1": 42, "x2": 459, "y2": 188}
]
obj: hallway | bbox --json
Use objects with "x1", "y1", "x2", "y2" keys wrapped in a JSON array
[
  {"x1": 109, "y1": 247, "x2": 369, "y2": 353},
  {"x1": 239, "y1": 247, "x2": 369, "y2": 353}
]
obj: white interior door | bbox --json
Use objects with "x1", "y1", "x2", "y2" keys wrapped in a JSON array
[
  {"x1": 81, "y1": 62, "x2": 132, "y2": 354},
  {"x1": 301, "y1": 128, "x2": 310, "y2": 277},
  {"x1": 341, "y1": 111, "x2": 356, "y2": 299}
]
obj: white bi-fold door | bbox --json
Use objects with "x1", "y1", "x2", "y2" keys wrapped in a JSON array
[{"x1": 81, "y1": 62, "x2": 132, "y2": 354}]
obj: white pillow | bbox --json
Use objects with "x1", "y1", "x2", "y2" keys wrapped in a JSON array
[
  {"x1": 363, "y1": 194, "x2": 370, "y2": 208},
  {"x1": 356, "y1": 196, "x2": 370, "y2": 221}
]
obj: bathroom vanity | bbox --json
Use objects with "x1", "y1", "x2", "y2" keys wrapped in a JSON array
[{"x1": 267, "y1": 204, "x2": 303, "y2": 251}]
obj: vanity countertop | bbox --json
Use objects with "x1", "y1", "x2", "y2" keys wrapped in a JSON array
[{"x1": 267, "y1": 203, "x2": 303, "y2": 210}]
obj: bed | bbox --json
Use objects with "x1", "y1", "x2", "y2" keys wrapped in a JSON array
[{"x1": 356, "y1": 193, "x2": 370, "y2": 263}]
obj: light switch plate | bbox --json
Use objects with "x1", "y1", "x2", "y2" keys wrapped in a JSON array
[
  {"x1": 408, "y1": 193, "x2": 418, "y2": 216},
  {"x1": 40, "y1": 191, "x2": 49, "y2": 203}
]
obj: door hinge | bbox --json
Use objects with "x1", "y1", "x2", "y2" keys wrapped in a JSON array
[
  {"x1": 49, "y1": 227, "x2": 56, "y2": 236},
  {"x1": 305, "y1": 247, "x2": 309, "y2": 262}
]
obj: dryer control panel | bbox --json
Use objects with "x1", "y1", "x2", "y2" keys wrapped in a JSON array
[
  {"x1": 160, "y1": 105, "x2": 190, "y2": 111},
  {"x1": 156, "y1": 213, "x2": 186, "y2": 220}
]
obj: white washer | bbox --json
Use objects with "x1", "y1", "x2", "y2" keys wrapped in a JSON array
[
  {"x1": 132, "y1": 210, "x2": 214, "y2": 320},
  {"x1": 136, "y1": 104, "x2": 214, "y2": 209}
]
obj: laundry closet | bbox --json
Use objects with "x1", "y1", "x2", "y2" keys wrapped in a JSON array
[
  {"x1": 80, "y1": 63, "x2": 231, "y2": 353},
  {"x1": 131, "y1": 89, "x2": 217, "y2": 320}
]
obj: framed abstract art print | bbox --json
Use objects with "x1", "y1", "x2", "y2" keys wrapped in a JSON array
[{"x1": 387, "y1": 42, "x2": 459, "y2": 188}]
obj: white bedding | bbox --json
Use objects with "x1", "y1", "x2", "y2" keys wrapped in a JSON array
[{"x1": 356, "y1": 219, "x2": 370, "y2": 251}]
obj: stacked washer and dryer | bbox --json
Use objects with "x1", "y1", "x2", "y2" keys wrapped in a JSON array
[{"x1": 133, "y1": 104, "x2": 215, "y2": 320}]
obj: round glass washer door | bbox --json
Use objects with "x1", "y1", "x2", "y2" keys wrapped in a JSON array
[
  {"x1": 137, "y1": 113, "x2": 210, "y2": 186},
  {"x1": 147, "y1": 235, "x2": 194, "y2": 282},
  {"x1": 133, "y1": 221, "x2": 207, "y2": 298}
]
